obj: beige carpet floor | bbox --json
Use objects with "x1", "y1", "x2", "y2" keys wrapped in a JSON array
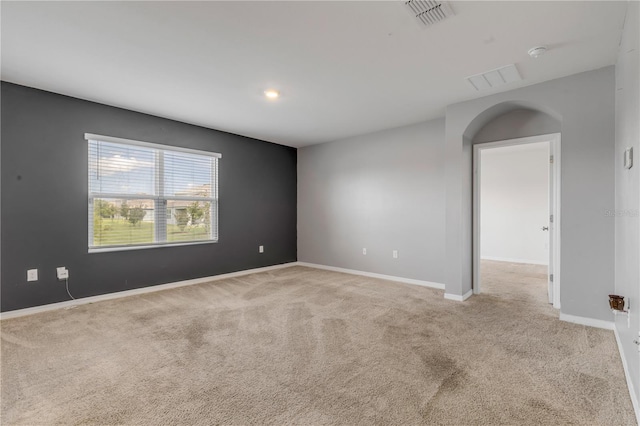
[{"x1": 1, "y1": 263, "x2": 636, "y2": 425}]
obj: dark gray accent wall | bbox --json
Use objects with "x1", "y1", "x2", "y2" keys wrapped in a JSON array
[{"x1": 1, "y1": 82, "x2": 297, "y2": 312}]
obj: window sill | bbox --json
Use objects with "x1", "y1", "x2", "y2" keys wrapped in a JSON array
[{"x1": 88, "y1": 239, "x2": 218, "y2": 254}]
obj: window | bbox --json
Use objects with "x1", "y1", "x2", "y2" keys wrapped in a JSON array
[{"x1": 86, "y1": 133, "x2": 220, "y2": 251}]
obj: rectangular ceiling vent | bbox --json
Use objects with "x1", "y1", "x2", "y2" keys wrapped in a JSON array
[
  {"x1": 404, "y1": 0, "x2": 454, "y2": 28},
  {"x1": 465, "y1": 64, "x2": 522, "y2": 91}
]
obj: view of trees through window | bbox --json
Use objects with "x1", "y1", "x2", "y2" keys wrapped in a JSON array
[
  {"x1": 92, "y1": 199, "x2": 212, "y2": 246},
  {"x1": 88, "y1": 135, "x2": 219, "y2": 250}
]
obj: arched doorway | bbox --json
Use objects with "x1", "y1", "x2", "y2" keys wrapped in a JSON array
[{"x1": 464, "y1": 104, "x2": 562, "y2": 308}]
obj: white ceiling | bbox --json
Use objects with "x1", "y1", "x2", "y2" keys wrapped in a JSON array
[{"x1": 1, "y1": 1, "x2": 628, "y2": 147}]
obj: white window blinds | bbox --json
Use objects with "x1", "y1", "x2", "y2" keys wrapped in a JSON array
[{"x1": 86, "y1": 134, "x2": 220, "y2": 251}]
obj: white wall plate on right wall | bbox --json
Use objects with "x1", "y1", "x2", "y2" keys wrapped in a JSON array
[{"x1": 624, "y1": 147, "x2": 633, "y2": 170}]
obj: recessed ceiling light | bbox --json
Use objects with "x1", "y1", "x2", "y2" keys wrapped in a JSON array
[
  {"x1": 264, "y1": 90, "x2": 280, "y2": 99},
  {"x1": 528, "y1": 46, "x2": 547, "y2": 58}
]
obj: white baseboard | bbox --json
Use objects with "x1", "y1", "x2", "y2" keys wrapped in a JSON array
[
  {"x1": 444, "y1": 290, "x2": 473, "y2": 302},
  {"x1": 296, "y1": 262, "x2": 445, "y2": 290},
  {"x1": 614, "y1": 328, "x2": 640, "y2": 424},
  {"x1": 559, "y1": 313, "x2": 615, "y2": 330},
  {"x1": 0, "y1": 262, "x2": 298, "y2": 320},
  {"x1": 481, "y1": 256, "x2": 548, "y2": 266}
]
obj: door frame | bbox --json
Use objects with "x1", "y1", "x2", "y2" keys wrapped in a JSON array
[{"x1": 472, "y1": 133, "x2": 561, "y2": 309}]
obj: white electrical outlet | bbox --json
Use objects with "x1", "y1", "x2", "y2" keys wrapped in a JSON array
[
  {"x1": 362, "y1": 248, "x2": 367, "y2": 255},
  {"x1": 56, "y1": 267, "x2": 69, "y2": 280},
  {"x1": 27, "y1": 269, "x2": 38, "y2": 282},
  {"x1": 259, "y1": 245, "x2": 264, "y2": 253},
  {"x1": 393, "y1": 250, "x2": 398, "y2": 259}
]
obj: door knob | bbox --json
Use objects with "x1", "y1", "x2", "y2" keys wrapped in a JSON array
[{"x1": 542, "y1": 226, "x2": 549, "y2": 231}]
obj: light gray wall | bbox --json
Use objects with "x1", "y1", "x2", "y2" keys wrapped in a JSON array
[
  {"x1": 614, "y1": 0, "x2": 639, "y2": 409},
  {"x1": 474, "y1": 109, "x2": 560, "y2": 144},
  {"x1": 480, "y1": 143, "x2": 549, "y2": 265},
  {"x1": 298, "y1": 119, "x2": 446, "y2": 284},
  {"x1": 445, "y1": 66, "x2": 616, "y2": 321}
]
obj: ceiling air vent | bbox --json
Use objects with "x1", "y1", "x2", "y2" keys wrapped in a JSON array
[
  {"x1": 404, "y1": 0, "x2": 454, "y2": 27},
  {"x1": 465, "y1": 64, "x2": 522, "y2": 91}
]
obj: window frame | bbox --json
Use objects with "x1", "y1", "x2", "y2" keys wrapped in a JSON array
[{"x1": 86, "y1": 133, "x2": 221, "y2": 253}]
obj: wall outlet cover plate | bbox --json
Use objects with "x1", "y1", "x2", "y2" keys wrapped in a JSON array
[{"x1": 56, "y1": 267, "x2": 69, "y2": 279}]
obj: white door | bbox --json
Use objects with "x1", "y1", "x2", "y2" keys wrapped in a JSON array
[
  {"x1": 547, "y1": 151, "x2": 554, "y2": 304},
  {"x1": 548, "y1": 135, "x2": 561, "y2": 308}
]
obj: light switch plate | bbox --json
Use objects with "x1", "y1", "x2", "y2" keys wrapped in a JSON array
[
  {"x1": 27, "y1": 269, "x2": 38, "y2": 282},
  {"x1": 624, "y1": 147, "x2": 633, "y2": 170}
]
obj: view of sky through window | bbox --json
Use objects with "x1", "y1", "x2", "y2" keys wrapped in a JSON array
[{"x1": 89, "y1": 141, "x2": 212, "y2": 197}]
